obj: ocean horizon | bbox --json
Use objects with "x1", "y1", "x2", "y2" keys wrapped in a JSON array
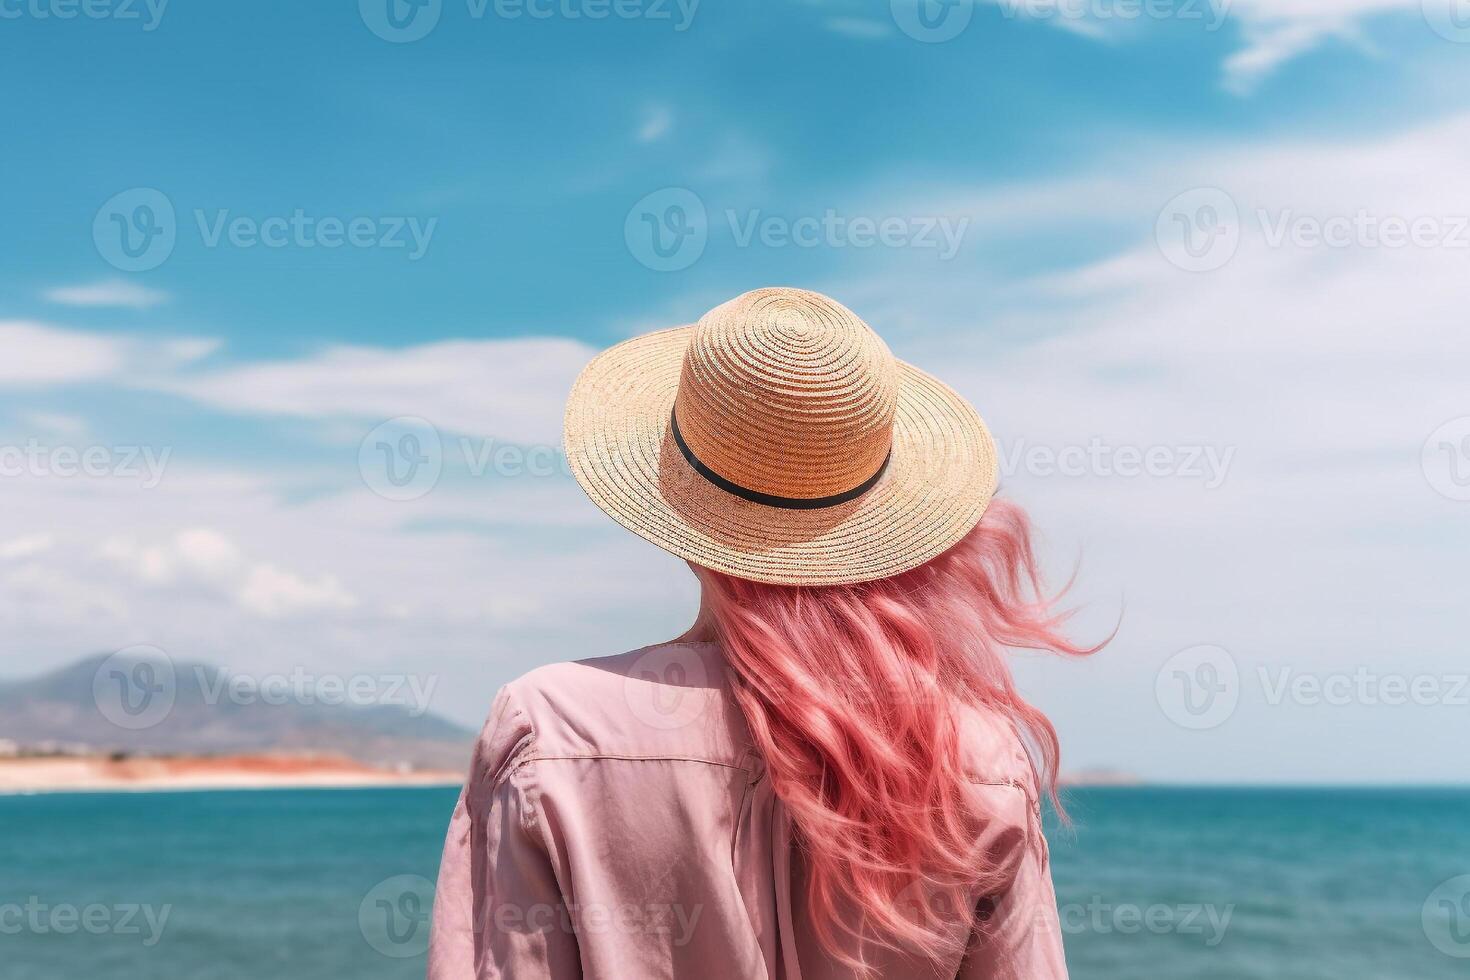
[{"x1": 5, "y1": 785, "x2": 1467, "y2": 979}]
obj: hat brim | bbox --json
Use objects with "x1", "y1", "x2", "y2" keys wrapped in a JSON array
[{"x1": 564, "y1": 325, "x2": 999, "y2": 586}]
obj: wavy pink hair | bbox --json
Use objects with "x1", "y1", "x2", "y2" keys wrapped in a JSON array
[{"x1": 694, "y1": 497, "x2": 1097, "y2": 971}]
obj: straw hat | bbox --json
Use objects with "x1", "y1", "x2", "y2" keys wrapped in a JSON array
[{"x1": 564, "y1": 287, "x2": 998, "y2": 585}]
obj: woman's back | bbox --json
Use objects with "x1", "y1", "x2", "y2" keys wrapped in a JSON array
[
  {"x1": 428, "y1": 641, "x2": 1067, "y2": 979},
  {"x1": 431, "y1": 288, "x2": 1089, "y2": 978}
]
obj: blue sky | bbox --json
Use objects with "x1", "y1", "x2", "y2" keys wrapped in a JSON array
[{"x1": 3, "y1": 0, "x2": 1470, "y2": 782}]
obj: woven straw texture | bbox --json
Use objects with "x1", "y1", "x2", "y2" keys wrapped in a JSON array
[{"x1": 564, "y1": 288, "x2": 998, "y2": 585}]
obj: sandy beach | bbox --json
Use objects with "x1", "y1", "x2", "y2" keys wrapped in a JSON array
[{"x1": 0, "y1": 754, "x2": 463, "y2": 795}]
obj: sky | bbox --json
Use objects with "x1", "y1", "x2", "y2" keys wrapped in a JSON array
[{"x1": 2, "y1": 0, "x2": 1469, "y2": 783}]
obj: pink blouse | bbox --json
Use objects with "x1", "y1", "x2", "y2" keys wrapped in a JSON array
[{"x1": 428, "y1": 641, "x2": 1068, "y2": 979}]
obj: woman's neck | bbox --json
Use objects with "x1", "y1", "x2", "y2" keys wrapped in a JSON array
[{"x1": 671, "y1": 587, "x2": 718, "y2": 644}]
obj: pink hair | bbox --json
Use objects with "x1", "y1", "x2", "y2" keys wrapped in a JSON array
[{"x1": 694, "y1": 497, "x2": 1098, "y2": 971}]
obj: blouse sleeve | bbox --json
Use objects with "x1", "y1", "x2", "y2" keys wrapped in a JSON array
[
  {"x1": 955, "y1": 786, "x2": 1070, "y2": 980},
  {"x1": 427, "y1": 686, "x2": 580, "y2": 979}
]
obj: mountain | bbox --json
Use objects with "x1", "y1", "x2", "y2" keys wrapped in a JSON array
[{"x1": 0, "y1": 654, "x2": 475, "y2": 772}]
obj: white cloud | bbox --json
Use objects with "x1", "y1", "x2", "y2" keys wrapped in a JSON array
[
  {"x1": 636, "y1": 104, "x2": 674, "y2": 143},
  {"x1": 1216, "y1": 0, "x2": 1419, "y2": 93},
  {"x1": 161, "y1": 338, "x2": 221, "y2": 364},
  {"x1": 98, "y1": 525, "x2": 355, "y2": 618},
  {"x1": 986, "y1": 0, "x2": 1427, "y2": 92},
  {"x1": 0, "y1": 321, "x2": 128, "y2": 385},
  {"x1": 237, "y1": 563, "x2": 357, "y2": 619},
  {"x1": 100, "y1": 528, "x2": 240, "y2": 587},
  {"x1": 0, "y1": 320, "x2": 218, "y2": 387},
  {"x1": 19, "y1": 412, "x2": 89, "y2": 438},
  {"x1": 0, "y1": 533, "x2": 54, "y2": 561},
  {"x1": 824, "y1": 16, "x2": 893, "y2": 39},
  {"x1": 174, "y1": 527, "x2": 244, "y2": 578},
  {"x1": 0, "y1": 457, "x2": 683, "y2": 723},
  {"x1": 693, "y1": 131, "x2": 775, "y2": 186},
  {"x1": 151, "y1": 336, "x2": 595, "y2": 443},
  {"x1": 45, "y1": 279, "x2": 171, "y2": 310}
]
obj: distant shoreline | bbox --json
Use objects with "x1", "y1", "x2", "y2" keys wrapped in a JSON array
[{"x1": 0, "y1": 754, "x2": 464, "y2": 796}]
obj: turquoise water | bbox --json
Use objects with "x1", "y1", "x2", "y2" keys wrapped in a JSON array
[{"x1": 3, "y1": 787, "x2": 1467, "y2": 978}]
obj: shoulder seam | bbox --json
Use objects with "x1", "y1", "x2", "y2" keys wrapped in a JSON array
[{"x1": 503, "y1": 753, "x2": 753, "y2": 783}]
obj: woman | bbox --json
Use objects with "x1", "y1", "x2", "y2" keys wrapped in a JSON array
[{"x1": 429, "y1": 288, "x2": 1093, "y2": 979}]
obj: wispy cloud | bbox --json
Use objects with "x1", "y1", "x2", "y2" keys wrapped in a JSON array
[
  {"x1": 152, "y1": 336, "x2": 595, "y2": 443},
  {"x1": 45, "y1": 278, "x2": 171, "y2": 310},
  {"x1": 0, "y1": 321, "x2": 128, "y2": 385},
  {"x1": 0, "y1": 533, "x2": 55, "y2": 562},
  {"x1": 986, "y1": 0, "x2": 1426, "y2": 93},
  {"x1": 0, "y1": 320, "x2": 219, "y2": 386},
  {"x1": 1219, "y1": 0, "x2": 1407, "y2": 93},
  {"x1": 824, "y1": 16, "x2": 894, "y2": 39},
  {"x1": 636, "y1": 104, "x2": 674, "y2": 143},
  {"x1": 18, "y1": 411, "x2": 90, "y2": 438},
  {"x1": 98, "y1": 526, "x2": 358, "y2": 619}
]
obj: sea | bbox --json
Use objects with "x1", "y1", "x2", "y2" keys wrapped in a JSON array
[{"x1": 3, "y1": 786, "x2": 1467, "y2": 979}]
